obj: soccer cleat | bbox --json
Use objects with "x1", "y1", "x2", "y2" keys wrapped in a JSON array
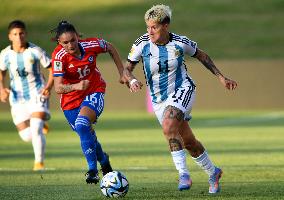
[
  {"x1": 85, "y1": 170, "x2": 100, "y2": 184},
  {"x1": 101, "y1": 153, "x2": 113, "y2": 176},
  {"x1": 208, "y1": 167, "x2": 223, "y2": 194},
  {"x1": 33, "y1": 162, "x2": 45, "y2": 171},
  {"x1": 43, "y1": 122, "x2": 49, "y2": 135},
  {"x1": 178, "y1": 173, "x2": 192, "y2": 191}
]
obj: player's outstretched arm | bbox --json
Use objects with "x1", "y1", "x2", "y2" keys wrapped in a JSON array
[
  {"x1": 106, "y1": 42, "x2": 125, "y2": 84},
  {"x1": 194, "y1": 48, "x2": 238, "y2": 90},
  {"x1": 123, "y1": 61, "x2": 143, "y2": 93},
  {"x1": 54, "y1": 76, "x2": 89, "y2": 94},
  {"x1": 41, "y1": 66, "x2": 54, "y2": 97}
]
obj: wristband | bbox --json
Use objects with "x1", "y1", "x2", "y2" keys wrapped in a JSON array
[{"x1": 129, "y1": 79, "x2": 138, "y2": 86}]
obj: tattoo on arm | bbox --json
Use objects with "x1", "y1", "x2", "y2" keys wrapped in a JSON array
[
  {"x1": 196, "y1": 50, "x2": 222, "y2": 76},
  {"x1": 169, "y1": 138, "x2": 183, "y2": 151},
  {"x1": 124, "y1": 61, "x2": 137, "y2": 80},
  {"x1": 126, "y1": 61, "x2": 136, "y2": 72},
  {"x1": 56, "y1": 84, "x2": 73, "y2": 94}
]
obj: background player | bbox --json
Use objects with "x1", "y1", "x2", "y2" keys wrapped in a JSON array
[
  {"x1": 0, "y1": 20, "x2": 53, "y2": 171},
  {"x1": 123, "y1": 5, "x2": 237, "y2": 193},
  {"x1": 51, "y1": 21, "x2": 125, "y2": 184}
]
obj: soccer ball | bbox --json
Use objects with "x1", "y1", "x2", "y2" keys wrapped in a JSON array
[{"x1": 100, "y1": 171, "x2": 129, "y2": 198}]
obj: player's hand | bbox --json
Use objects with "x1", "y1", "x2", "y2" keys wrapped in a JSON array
[
  {"x1": 219, "y1": 76, "x2": 238, "y2": 90},
  {"x1": 41, "y1": 87, "x2": 51, "y2": 98},
  {"x1": 76, "y1": 80, "x2": 90, "y2": 90},
  {"x1": 129, "y1": 79, "x2": 143, "y2": 93},
  {"x1": 119, "y1": 74, "x2": 128, "y2": 85},
  {"x1": 0, "y1": 88, "x2": 10, "y2": 103}
]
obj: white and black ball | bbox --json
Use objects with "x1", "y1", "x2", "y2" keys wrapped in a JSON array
[{"x1": 100, "y1": 171, "x2": 129, "y2": 198}]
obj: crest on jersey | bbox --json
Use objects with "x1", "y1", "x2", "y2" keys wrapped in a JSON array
[
  {"x1": 54, "y1": 61, "x2": 62, "y2": 71},
  {"x1": 175, "y1": 50, "x2": 181, "y2": 57},
  {"x1": 29, "y1": 59, "x2": 35, "y2": 65},
  {"x1": 88, "y1": 56, "x2": 94, "y2": 63}
]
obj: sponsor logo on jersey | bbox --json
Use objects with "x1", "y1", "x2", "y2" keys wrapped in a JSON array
[
  {"x1": 88, "y1": 56, "x2": 94, "y2": 63},
  {"x1": 54, "y1": 61, "x2": 62, "y2": 71},
  {"x1": 68, "y1": 64, "x2": 74, "y2": 68}
]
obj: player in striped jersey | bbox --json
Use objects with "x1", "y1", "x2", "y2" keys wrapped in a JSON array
[
  {"x1": 123, "y1": 5, "x2": 237, "y2": 193},
  {"x1": 51, "y1": 21, "x2": 125, "y2": 184},
  {"x1": 0, "y1": 20, "x2": 53, "y2": 171}
]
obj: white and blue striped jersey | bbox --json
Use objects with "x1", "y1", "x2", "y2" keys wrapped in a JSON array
[
  {"x1": 128, "y1": 33, "x2": 197, "y2": 104},
  {"x1": 0, "y1": 43, "x2": 51, "y2": 104}
]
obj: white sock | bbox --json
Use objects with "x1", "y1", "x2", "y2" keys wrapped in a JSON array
[
  {"x1": 171, "y1": 149, "x2": 190, "y2": 175},
  {"x1": 192, "y1": 151, "x2": 215, "y2": 176},
  {"x1": 19, "y1": 127, "x2": 32, "y2": 142},
  {"x1": 30, "y1": 118, "x2": 46, "y2": 163}
]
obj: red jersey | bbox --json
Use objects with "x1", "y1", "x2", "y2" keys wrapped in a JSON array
[{"x1": 52, "y1": 38, "x2": 107, "y2": 110}]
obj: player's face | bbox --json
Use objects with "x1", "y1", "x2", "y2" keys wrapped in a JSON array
[
  {"x1": 58, "y1": 32, "x2": 80, "y2": 56},
  {"x1": 146, "y1": 19, "x2": 169, "y2": 44},
  {"x1": 8, "y1": 28, "x2": 27, "y2": 47}
]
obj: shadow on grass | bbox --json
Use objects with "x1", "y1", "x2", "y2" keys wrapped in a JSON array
[
  {"x1": 1, "y1": 146, "x2": 283, "y2": 160},
  {"x1": 1, "y1": 114, "x2": 283, "y2": 133}
]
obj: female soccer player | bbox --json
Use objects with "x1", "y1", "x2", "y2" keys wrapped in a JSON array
[
  {"x1": 123, "y1": 5, "x2": 237, "y2": 193},
  {"x1": 51, "y1": 21, "x2": 124, "y2": 184},
  {"x1": 0, "y1": 20, "x2": 53, "y2": 171}
]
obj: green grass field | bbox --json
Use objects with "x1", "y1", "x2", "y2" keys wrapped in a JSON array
[{"x1": 0, "y1": 111, "x2": 284, "y2": 200}]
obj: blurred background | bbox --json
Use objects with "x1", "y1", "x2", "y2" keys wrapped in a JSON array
[{"x1": 0, "y1": 0, "x2": 283, "y2": 112}]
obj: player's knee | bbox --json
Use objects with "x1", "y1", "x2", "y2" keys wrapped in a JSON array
[
  {"x1": 19, "y1": 128, "x2": 32, "y2": 142},
  {"x1": 162, "y1": 119, "x2": 178, "y2": 138},
  {"x1": 75, "y1": 116, "x2": 91, "y2": 136},
  {"x1": 162, "y1": 106, "x2": 183, "y2": 137}
]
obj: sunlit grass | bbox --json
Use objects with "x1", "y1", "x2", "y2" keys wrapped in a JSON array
[{"x1": 0, "y1": 111, "x2": 284, "y2": 199}]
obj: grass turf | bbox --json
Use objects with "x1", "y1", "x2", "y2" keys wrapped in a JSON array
[
  {"x1": 0, "y1": 0, "x2": 283, "y2": 59},
  {"x1": 0, "y1": 110, "x2": 284, "y2": 199}
]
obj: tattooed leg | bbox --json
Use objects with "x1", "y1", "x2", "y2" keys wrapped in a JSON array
[
  {"x1": 163, "y1": 105, "x2": 184, "y2": 122},
  {"x1": 162, "y1": 105, "x2": 185, "y2": 150},
  {"x1": 169, "y1": 138, "x2": 183, "y2": 151}
]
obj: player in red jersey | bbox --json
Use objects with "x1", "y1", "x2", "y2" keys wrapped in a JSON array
[{"x1": 51, "y1": 21, "x2": 124, "y2": 184}]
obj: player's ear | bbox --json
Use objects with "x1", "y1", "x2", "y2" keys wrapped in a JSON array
[{"x1": 164, "y1": 23, "x2": 169, "y2": 29}]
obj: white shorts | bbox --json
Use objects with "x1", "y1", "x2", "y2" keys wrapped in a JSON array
[
  {"x1": 10, "y1": 94, "x2": 50, "y2": 125},
  {"x1": 152, "y1": 85, "x2": 196, "y2": 125}
]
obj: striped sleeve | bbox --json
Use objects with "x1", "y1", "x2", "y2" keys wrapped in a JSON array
[
  {"x1": 52, "y1": 47, "x2": 66, "y2": 77},
  {"x1": 128, "y1": 34, "x2": 149, "y2": 62},
  {"x1": 172, "y1": 34, "x2": 197, "y2": 57}
]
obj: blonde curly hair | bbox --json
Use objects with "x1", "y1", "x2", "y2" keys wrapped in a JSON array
[{"x1": 144, "y1": 4, "x2": 172, "y2": 24}]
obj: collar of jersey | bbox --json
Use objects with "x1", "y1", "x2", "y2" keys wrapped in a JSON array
[{"x1": 76, "y1": 43, "x2": 85, "y2": 60}]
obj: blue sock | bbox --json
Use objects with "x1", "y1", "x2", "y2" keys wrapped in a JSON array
[
  {"x1": 75, "y1": 115, "x2": 97, "y2": 171},
  {"x1": 92, "y1": 130, "x2": 108, "y2": 166}
]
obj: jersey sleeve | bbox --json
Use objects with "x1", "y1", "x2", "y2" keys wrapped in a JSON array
[
  {"x1": 183, "y1": 36, "x2": 198, "y2": 57},
  {"x1": 84, "y1": 38, "x2": 107, "y2": 54},
  {"x1": 51, "y1": 47, "x2": 65, "y2": 77},
  {"x1": 97, "y1": 39, "x2": 108, "y2": 53},
  {"x1": 0, "y1": 50, "x2": 7, "y2": 71},
  {"x1": 38, "y1": 48, "x2": 51, "y2": 68},
  {"x1": 127, "y1": 42, "x2": 143, "y2": 63}
]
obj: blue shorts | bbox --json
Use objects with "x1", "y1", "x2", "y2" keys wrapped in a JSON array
[{"x1": 63, "y1": 92, "x2": 105, "y2": 131}]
